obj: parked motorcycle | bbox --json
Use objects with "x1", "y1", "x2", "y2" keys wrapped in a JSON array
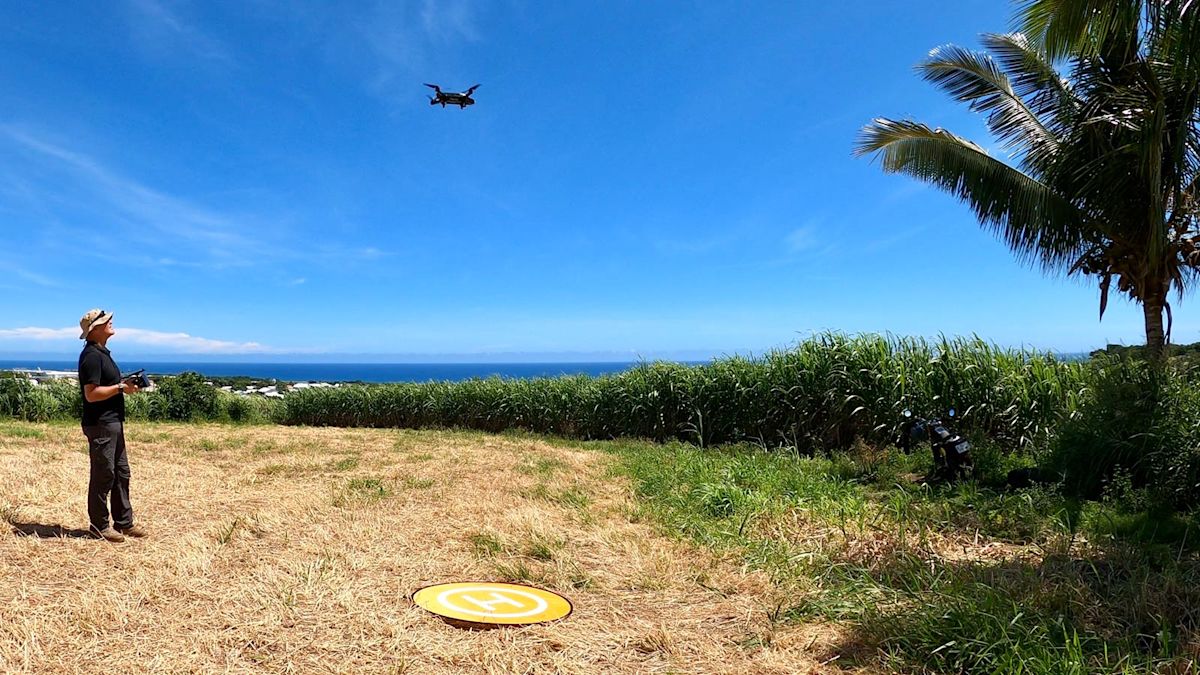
[{"x1": 899, "y1": 408, "x2": 974, "y2": 481}]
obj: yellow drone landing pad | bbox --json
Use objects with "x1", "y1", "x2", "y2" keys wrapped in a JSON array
[{"x1": 412, "y1": 582, "x2": 573, "y2": 629}]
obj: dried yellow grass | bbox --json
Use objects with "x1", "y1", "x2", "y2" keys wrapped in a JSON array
[{"x1": 0, "y1": 421, "x2": 848, "y2": 674}]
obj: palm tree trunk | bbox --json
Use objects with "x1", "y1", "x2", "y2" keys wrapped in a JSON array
[{"x1": 1143, "y1": 292, "x2": 1166, "y2": 363}]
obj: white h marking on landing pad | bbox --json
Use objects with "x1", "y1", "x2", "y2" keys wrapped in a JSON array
[
  {"x1": 437, "y1": 586, "x2": 551, "y2": 619},
  {"x1": 461, "y1": 592, "x2": 524, "y2": 612}
]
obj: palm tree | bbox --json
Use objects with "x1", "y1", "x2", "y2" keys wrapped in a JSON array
[{"x1": 855, "y1": 0, "x2": 1200, "y2": 361}]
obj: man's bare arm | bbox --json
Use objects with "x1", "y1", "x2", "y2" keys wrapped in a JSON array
[{"x1": 83, "y1": 381, "x2": 139, "y2": 402}]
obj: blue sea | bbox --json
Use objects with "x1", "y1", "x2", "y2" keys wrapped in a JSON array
[{"x1": 0, "y1": 360, "x2": 694, "y2": 383}]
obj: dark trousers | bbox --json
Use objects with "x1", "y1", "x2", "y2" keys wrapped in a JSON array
[{"x1": 84, "y1": 422, "x2": 133, "y2": 530}]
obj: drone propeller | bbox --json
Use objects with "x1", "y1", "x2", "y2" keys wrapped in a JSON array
[
  {"x1": 423, "y1": 83, "x2": 442, "y2": 93},
  {"x1": 464, "y1": 84, "x2": 480, "y2": 96}
]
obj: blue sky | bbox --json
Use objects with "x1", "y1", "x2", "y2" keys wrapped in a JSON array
[{"x1": 0, "y1": 1, "x2": 1182, "y2": 360}]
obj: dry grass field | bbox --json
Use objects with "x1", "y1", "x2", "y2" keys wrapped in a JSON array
[{"x1": 0, "y1": 421, "x2": 842, "y2": 674}]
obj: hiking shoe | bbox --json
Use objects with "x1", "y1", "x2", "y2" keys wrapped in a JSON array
[
  {"x1": 90, "y1": 525, "x2": 126, "y2": 543},
  {"x1": 117, "y1": 524, "x2": 148, "y2": 538}
]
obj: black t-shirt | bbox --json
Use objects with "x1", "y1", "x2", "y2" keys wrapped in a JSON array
[{"x1": 78, "y1": 342, "x2": 124, "y2": 426}]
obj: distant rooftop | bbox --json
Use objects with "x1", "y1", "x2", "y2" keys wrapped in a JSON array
[{"x1": 6, "y1": 368, "x2": 77, "y2": 381}]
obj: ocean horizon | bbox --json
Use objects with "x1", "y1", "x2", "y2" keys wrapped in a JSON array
[
  {"x1": 1, "y1": 350, "x2": 1094, "y2": 384},
  {"x1": 0, "y1": 360, "x2": 702, "y2": 383}
]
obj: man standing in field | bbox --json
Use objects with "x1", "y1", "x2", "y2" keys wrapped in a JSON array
[{"x1": 77, "y1": 309, "x2": 147, "y2": 542}]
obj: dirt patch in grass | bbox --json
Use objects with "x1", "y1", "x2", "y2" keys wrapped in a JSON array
[{"x1": 0, "y1": 423, "x2": 838, "y2": 674}]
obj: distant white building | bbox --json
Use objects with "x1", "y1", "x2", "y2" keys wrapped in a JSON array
[{"x1": 6, "y1": 368, "x2": 77, "y2": 383}]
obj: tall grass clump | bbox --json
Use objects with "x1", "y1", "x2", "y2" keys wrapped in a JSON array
[
  {"x1": 282, "y1": 333, "x2": 1086, "y2": 452},
  {"x1": 128, "y1": 378, "x2": 283, "y2": 423},
  {"x1": 0, "y1": 372, "x2": 281, "y2": 424},
  {"x1": 217, "y1": 391, "x2": 284, "y2": 424},
  {"x1": 1050, "y1": 355, "x2": 1200, "y2": 510},
  {"x1": 0, "y1": 375, "x2": 77, "y2": 422},
  {"x1": 136, "y1": 371, "x2": 219, "y2": 421},
  {"x1": 0, "y1": 333, "x2": 1105, "y2": 461}
]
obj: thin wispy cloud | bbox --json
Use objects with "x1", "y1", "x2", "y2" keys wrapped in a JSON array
[
  {"x1": 123, "y1": 0, "x2": 234, "y2": 65},
  {"x1": 884, "y1": 180, "x2": 930, "y2": 203},
  {"x1": 1, "y1": 126, "x2": 283, "y2": 270},
  {"x1": 420, "y1": 0, "x2": 481, "y2": 42},
  {"x1": 360, "y1": 5, "x2": 424, "y2": 83},
  {"x1": 865, "y1": 224, "x2": 928, "y2": 253},
  {"x1": 654, "y1": 231, "x2": 743, "y2": 255},
  {"x1": 729, "y1": 220, "x2": 839, "y2": 270},
  {"x1": 0, "y1": 325, "x2": 278, "y2": 354},
  {"x1": 353, "y1": 0, "x2": 482, "y2": 99},
  {"x1": 784, "y1": 225, "x2": 818, "y2": 253},
  {"x1": 0, "y1": 327, "x2": 78, "y2": 340},
  {"x1": 121, "y1": 328, "x2": 271, "y2": 353},
  {"x1": 0, "y1": 260, "x2": 61, "y2": 288},
  {"x1": 2, "y1": 125, "x2": 395, "y2": 285},
  {"x1": 6, "y1": 127, "x2": 241, "y2": 243}
]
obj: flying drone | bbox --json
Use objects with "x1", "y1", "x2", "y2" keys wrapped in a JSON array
[{"x1": 424, "y1": 83, "x2": 480, "y2": 108}]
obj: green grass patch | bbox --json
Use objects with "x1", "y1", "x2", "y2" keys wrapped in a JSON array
[
  {"x1": 468, "y1": 531, "x2": 507, "y2": 558},
  {"x1": 0, "y1": 424, "x2": 45, "y2": 439},
  {"x1": 223, "y1": 435, "x2": 249, "y2": 449},
  {"x1": 332, "y1": 477, "x2": 390, "y2": 507},
  {"x1": 125, "y1": 430, "x2": 165, "y2": 443},
  {"x1": 491, "y1": 559, "x2": 551, "y2": 586},
  {"x1": 398, "y1": 474, "x2": 434, "y2": 490},
  {"x1": 521, "y1": 532, "x2": 565, "y2": 561},
  {"x1": 1087, "y1": 508, "x2": 1200, "y2": 557},
  {"x1": 516, "y1": 455, "x2": 568, "y2": 476},
  {"x1": 193, "y1": 438, "x2": 221, "y2": 452},
  {"x1": 525, "y1": 483, "x2": 592, "y2": 511},
  {"x1": 609, "y1": 439, "x2": 1200, "y2": 672},
  {"x1": 256, "y1": 463, "x2": 293, "y2": 476},
  {"x1": 249, "y1": 440, "x2": 279, "y2": 456},
  {"x1": 327, "y1": 455, "x2": 360, "y2": 472},
  {"x1": 554, "y1": 486, "x2": 591, "y2": 510}
]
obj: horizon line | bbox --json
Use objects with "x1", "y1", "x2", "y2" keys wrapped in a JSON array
[{"x1": 0, "y1": 347, "x2": 1109, "y2": 365}]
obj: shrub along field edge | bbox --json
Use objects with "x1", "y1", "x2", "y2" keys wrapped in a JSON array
[
  {"x1": 4, "y1": 332, "x2": 1198, "y2": 508},
  {"x1": 280, "y1": 333, "x2": 1086, "y2": 452},
  {"x1": 3, "y1": 334, "x2": 1086, "y2": 449}
]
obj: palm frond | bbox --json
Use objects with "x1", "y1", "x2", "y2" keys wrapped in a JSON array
[
  {"x1": 1017, "y1": 0, "x2": 1142, "y2": 60},
  {"x1": 981, "y1": 33, "x2": 1078, "y2": 121},
  {"x1": 856, "y1": 119, "x2": 1086, "y2": 270},
  {"x1": 919, "y1": 45, "x2": 1062, "y2": 173},
  {"x1": 1146, "y1": 0, "x2": 1200, "y2": 83}
]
